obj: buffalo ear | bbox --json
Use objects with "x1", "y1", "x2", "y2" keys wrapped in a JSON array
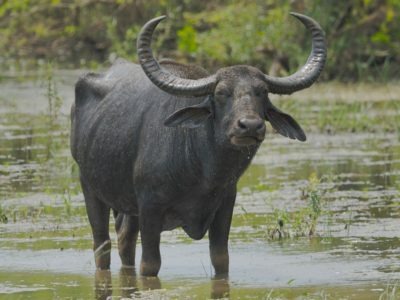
[
  {"x1": 265, "y1": 106, "x2": 306, "y2": 141},
  {"x1": 164, "y1": 97, "x2": 213, "y2": 129}
]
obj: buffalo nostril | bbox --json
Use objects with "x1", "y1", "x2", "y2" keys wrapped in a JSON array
[{"x1": 238, "y1": 119, "x2": 247, "y2": 129}]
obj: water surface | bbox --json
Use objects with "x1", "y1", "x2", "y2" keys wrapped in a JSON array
[{"x1": 0, "y1": 74, "x2": 399, "y2": 299}]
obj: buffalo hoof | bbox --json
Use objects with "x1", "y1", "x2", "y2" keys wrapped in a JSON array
[
  {"x1": 140, "y1": 261, "x2": 161, "y2": 277},
  {"x1": 211, "y1": 275, "x2": 230, "y2": 299}
]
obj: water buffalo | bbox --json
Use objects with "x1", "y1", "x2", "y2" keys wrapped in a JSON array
[{"x1": 71, "y1": 13, "x2": 326, "y2": 276}]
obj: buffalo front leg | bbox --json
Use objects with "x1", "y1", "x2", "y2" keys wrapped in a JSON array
[
  {"x1": 209, "y1": 191, "x2": 236, "y2": 276},
  {"x1": 139, "y1": 205, "x2": 163, "y2": 276},
  {"x1": 81, "y1": 180, "x2": 111, "y2": 269},
  {"x1": 114, "y1": 211, "x2": 139, "y2": 267}
]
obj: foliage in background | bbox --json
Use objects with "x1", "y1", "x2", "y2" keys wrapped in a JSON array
[{"x1": 1, "y1": 0, "x2": 399, "y2": 81}]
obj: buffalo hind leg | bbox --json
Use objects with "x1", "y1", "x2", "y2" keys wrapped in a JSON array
[
  {"x1": 114, "y1": 211, "x2": 139, "y2": 267},
  {"x1": 209, "y1": 191, "x2": 236, "y2": 276},
  {"x1": 139, "y1": 205, "x2": 163, "y2": 276},
  {"x1": 82, "y1": 180, "x2": 111, "y2": 269}
]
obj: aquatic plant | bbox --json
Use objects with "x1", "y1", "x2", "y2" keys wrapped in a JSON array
[
  {"x1": 44, "y1": 63, "x2": 63, "y2": 128},
  {"x1": 379, "y1": 282, "x2": 400, "y2": 300},
  {"x1": 265, "y1": 172, "x2": 325, "y2": 240},
  {"x1": 0, "y1": 204, "x2": 8, "y2": 224},
  {"x1": 306, "y1": 172, "x2": 322, "y2": 236},
  {"x1": 39, "y1": 65, "x2": 81, "y2": 205}
]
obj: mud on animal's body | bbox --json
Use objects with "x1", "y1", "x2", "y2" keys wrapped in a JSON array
[{"x1": 70, "y1": 12, "x2": 326, "y2": 276}]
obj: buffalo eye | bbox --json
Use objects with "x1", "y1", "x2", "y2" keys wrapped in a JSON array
[
  {"x1": 254, "y1": 86, "x2": 268, "y2": 97},
  {"x1": 215, "y1": 85, "x2": 232, "y2": 98}
]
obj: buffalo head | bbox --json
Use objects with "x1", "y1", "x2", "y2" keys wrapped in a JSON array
[{"x1": 137, "y1": 13, "x2": 326, "y2": 146}]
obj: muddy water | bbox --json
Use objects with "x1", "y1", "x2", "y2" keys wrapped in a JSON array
[{"x1": 0, "y1": 73, "x2": 399, "y2": 299}]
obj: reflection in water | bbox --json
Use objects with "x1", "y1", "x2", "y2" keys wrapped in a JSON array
[
  {"x1": 119, "y1": 267, "x2": 138, "y2": 298},
  {"x1": 94, "y1": 270, "x2": 112, "y2": 300},
  {"x1": 95, "y1": 268, "x2": 161, "y2": 299},
  {"x1": 0, "y1": 112, "x2": 70, "y2": 195},
  {"x1": 140, "y1": 275, "x2": 162, "y2": 291},
  {"x1": 94, "y1": 268, "x2": 230, "y2": 299}
]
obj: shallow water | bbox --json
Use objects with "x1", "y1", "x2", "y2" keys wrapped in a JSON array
[{"x1": 0, "y1": 74, "x2": 399, "y2": 299}]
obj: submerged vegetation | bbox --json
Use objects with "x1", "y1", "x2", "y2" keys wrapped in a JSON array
[
  {"x1": 274, "y1": 83, "x2": 400, "y2": 137},
  {"x1": 1, "y1": 0, "x2": 400, "y2": 81},
  {"x1": 0, "y1": 65, "x2": 80, "y2": 225},
  {"x1": 238, "y1": 172, "x2": 329, "y2": 240},
  {"x1": 0, "y1": 204, "x2": 8, "y2": 224}
]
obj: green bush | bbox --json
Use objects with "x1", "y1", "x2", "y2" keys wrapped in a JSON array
[{"x1": 0, "y1": 0, "x2": 399, "y2": 81}]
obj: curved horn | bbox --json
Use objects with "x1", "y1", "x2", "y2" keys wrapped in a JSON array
[
  {"x1": 265, "y1": 12, "x2": 327, "y2": 95},
  {"x1": 137, "y1": 16, "x2": 217, "y2": 97}
]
